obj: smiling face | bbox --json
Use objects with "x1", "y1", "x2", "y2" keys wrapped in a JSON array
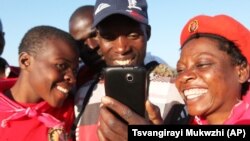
[
  {"x1": 175, "y1": 37, "x2": 243, "y2": 123},
  {"x1": 69, "y1": 7, "x2": 102, "y2": 67},
  {"x1": 19, "y1": 38, "x2": 79, "y2": 107},
  {"x1": 70, "y1": 17, "x2": 102, "y2": 66},
  {"x1": 96, "y1": 15, "x2": 148, "y2": 66}
]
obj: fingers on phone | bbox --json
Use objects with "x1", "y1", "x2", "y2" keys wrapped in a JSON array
[
  {"x1": 122, "y1": 108, "x2": 133, "y2": 121},
  {"x1": 146, "y1": 100, "x2": 163, "y2": 124},
  {"x1": 101, "y1": 96, "x2": 132, "y2": 119},
  {"x1": 99, "y1": 105, "x2": 128, "y2": 140}
]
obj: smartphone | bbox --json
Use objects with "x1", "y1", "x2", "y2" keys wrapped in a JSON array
[{"x1": 103, "y1": 66, "x2": 148, "y2": 120}]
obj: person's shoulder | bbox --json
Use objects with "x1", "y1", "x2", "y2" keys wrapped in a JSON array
[
  {"x1": 0, "y1": 78, "x2": 17, "y2": 92},
  {"x1": 144, "y1": 52, "x2": 176, "y2": 77},
  {"x1": 144, "y1": 52, "x2": 167, "y2": 65}
]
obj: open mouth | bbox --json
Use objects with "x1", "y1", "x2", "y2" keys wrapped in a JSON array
[
  {"x1": 56, "y1": 86, "x2": 69, "y2": 95},
  {"x1": 184, "y1": 88, "x2": 207, "y2": 100},
  {"x1": 114, "y1": 59, "x2": 132, "y2": 65}
]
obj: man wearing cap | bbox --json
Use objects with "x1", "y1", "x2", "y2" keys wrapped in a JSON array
[
  {"x1": 73, "y1": 0, "x2": 187, "y2": 141},
  {"x1": 175, "y1": 14, "x2": 250, "y2": 125},
  {"x1": 68, "y1": 5, "x2": 174, "y2": 88}
]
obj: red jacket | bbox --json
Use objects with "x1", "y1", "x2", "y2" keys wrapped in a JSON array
[{"x1": 0, "y1": 79, "x2": 75, "y2": 141}]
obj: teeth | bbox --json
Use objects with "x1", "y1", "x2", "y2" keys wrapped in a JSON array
[
  {"x1": 114, "y1": 60, "x2": 131, "y2": 65},
  {"x1": 57, "y1": 86, "x2": 69, "y2": 94},
  {"x1": 184, "y1": 88, "x2": 207, "y2": 100}
]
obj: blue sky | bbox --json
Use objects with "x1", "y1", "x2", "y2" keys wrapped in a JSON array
[{"x1": 1, "y1": 0, "x2": 250, "y2": 68}]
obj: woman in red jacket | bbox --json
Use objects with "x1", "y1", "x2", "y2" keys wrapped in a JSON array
[
  {"x1": 0, "y1": 25, "x2": 78, "y2": 141},
  {"x1": 175, "y1": 14, "x2": 250, "y2": 124}
]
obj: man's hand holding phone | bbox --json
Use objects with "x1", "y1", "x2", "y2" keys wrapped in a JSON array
[{"x1": 98, "y1": 96, "x2": 163, "y2": 141}]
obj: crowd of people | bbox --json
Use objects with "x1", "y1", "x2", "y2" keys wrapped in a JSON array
[{"x1": 0, "y1": 0, "x2": 250, "y2": 141}]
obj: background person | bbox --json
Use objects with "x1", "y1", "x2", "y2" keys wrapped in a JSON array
[
  {"x1": 69, "y1": 5, "x2": 105, "y2": 88},
  {"x1": 0, "y1": 19, "x2": 5, "y2": 55},
  {"x1": 0, "y1": 57, "x2": 19, "y2": 79},
  {"x1": 0, "y1": 19, "x2": 20, "y2": 79},
  {"x1": 69, "y1": 5, "x2": 103, "y2": 68}
]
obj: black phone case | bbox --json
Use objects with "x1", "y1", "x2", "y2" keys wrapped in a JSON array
[{"x1": 103, "y1": 66, "x2": 148, "y2": 118}]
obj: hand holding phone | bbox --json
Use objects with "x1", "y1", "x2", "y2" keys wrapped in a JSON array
[{"x1": 103, "y1": 66, "x2": 148, "y2": 120}]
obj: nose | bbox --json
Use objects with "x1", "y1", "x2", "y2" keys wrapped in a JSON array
[
  {"x1": 64, "y1": 69, "x2": 77, "y2": 85},
  {"x1": 114, "y1": 36, "x2": 130, "y2": 54},
  {"x1": 177, "y1": 69, "x2": 197, "y2": 84}
]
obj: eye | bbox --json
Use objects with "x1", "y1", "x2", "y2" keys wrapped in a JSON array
[
  {"x1": 176, "y1": 69, "x2": 183, "y2": 73},
  {"x1": 176, "y1": 64, "x2": 185, "y2": 74},
  {"x1": 176, "y1": 67, "x2": 184, "y2": 74},
  {"x1": 196, "y1": 62, "x2": 212, "y2": 69},
  {"x1": 100, "y1": 32, "x2": 116, "y2": 41},
  {"x1": 128, "y1": 32, "x2": 140, "y2": 39},
  {"x1": 56, "y1": 63, "x2": 68, "y2": 71}
]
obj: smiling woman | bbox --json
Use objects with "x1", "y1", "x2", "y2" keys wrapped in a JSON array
[
  {"x1": 0, "y1": 25, "x2": 79, "y2": 141},
  {"x1": 175, "y1": 14, "x2": 250, "y2": 125}
]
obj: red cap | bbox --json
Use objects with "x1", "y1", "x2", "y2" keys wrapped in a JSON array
[{"x1": 180, "y1": 14, "x2": 250, "y2": 64}]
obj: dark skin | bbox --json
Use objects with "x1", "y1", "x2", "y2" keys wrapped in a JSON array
[
  {"x1": 0, "y1": 57, "x2": 8, "y2": 78},
  {"x1": 69, "y1": 6, "x2": 102, "y2": 67},
  {"x1": 96, "y1": 15, "x2": 162, "y2": 141},
  {"x1": 175, "y1": 37, "x2": 249, "y2": 124},
  {"x1": 97, "y1": 15, "x2": 148, "y2": 67},
  {"x1": 8, "y1": 38, "x2": 79, "y2": 108},
  {"x1": 98, "y1": 97, "x2": 163, "y2": 141}
]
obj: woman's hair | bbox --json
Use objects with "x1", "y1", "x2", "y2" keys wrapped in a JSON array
[{"x1": 183, "y1": 33, "x2": 249, "y2": 96}]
